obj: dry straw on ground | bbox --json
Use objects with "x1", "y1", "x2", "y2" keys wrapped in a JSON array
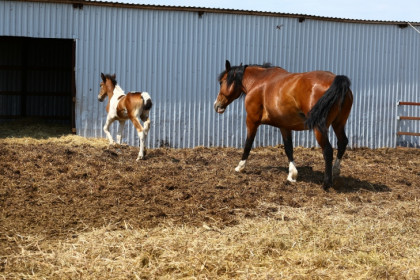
[
  {"x1": 3, "y1": 206, "x2": 420, "y2": 279},
  {"x1": 0, "y1": 121, "x2": 419, "y2": 279}
]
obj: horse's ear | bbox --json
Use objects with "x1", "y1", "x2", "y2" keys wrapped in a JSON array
[
  {"x1": 111, "y1": 73, "x2": 116, "y2": 80},
  {"x1": 101, "y1": 72, "x2": 106, "y2": 81},
  {"x1": 225, "y1": 60, "x2": 231, "y2": 71}
]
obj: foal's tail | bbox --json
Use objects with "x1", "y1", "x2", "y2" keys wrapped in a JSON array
[
  {"x1": 305, "y1": 75, "x2": 351, "y2": 133},
  {"x1": 141, "y1": 92, "x2": 153, "y2": 110}
]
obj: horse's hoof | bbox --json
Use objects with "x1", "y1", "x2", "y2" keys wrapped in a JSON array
[
  {"x1": 287, "y1": 176, "x2": 297, "y2": 183},
  {"x1": 235, "y1": 160, "x2": 246, "y2": 172},
  {"x1": 287, "y1": 162, "x2": 298, "y2": 182},
  {"x1": 235, "y1": 165, "x2": 245, "y2": 172},
  {"x1": 323, "y1": 184, "x2": 331, "y2": 191},
  {"x1": 333, "y1": 167, "x2": 341, "y2": 178}
]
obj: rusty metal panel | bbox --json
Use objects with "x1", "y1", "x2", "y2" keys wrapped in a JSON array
[{"x1": 1, "y1": 1, "x2": 419, "y2": 148}]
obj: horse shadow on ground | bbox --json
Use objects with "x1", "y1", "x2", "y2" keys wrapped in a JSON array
[{"x1": 260, "y1": 165, "x2": 391, "y2": 193}]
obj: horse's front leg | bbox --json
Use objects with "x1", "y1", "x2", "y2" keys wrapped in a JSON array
[
  {"x1": 280, "y1": 128, "x2": 298, "y2": 182},
  {"x1": 116, "y1": 120, "x2": 126, "y2": 145},
  {"x1": 103, "y1": 117, "x2": 116, "y2": 145},
  {"x1": 235, "y1": 120, "x2": 259, "y2": 172}
]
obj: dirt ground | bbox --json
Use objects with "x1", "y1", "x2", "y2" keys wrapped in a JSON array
[{"x1": 1, "y1": 133, "x2": 419, "y2": 249}]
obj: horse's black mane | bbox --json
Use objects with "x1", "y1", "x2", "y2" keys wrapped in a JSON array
[
  {"x1": 103, "y1": 73, "x2": 117, "y2": 86},
  {"x1": 218, "y1": 63, "x2": 276, "y2": 88}
]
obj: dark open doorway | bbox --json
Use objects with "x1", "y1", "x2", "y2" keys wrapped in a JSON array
[{"x1": 0, "y1": 36, "x2": 76, "y2": 132}]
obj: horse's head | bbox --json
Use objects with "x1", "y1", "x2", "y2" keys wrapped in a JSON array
[
  {"x1": 98, "y1": 73, "x2": 117, "y2": 102},
  {"x1": 214, "y1": 60, "x2": 246, "y2": 114}
]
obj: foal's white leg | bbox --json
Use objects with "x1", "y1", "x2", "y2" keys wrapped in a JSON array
[
  {"x1": 287, "y1": 161, "x2": 298, "y2": 182},
  {"x1": 103, "y1": 117, "x2": 115, "y2": 145},
  {"x1": 140, "y1": 115, "x2": 151, "y2": 158},
  {"x1": 333, "y1": 158, "x2": 341, "y2": 177},
  {"x1": 235, "y1": 160, "x2": 247, "y2": 172},
  {"x1": 144, "y1": 119, "x2": 151, "y2": 133},
  {"x1": 130, "y1": 115, "x2": 147, "y2": 161},
  {"x1": 116, "y1": 120, "x2": 126, "y2": 145},
  {"x1": 136, "y1": 131, "x2": 145, "y2": 161},
  {"x1": 141, "y1": 111, "x2": 151, "y2": 133}
]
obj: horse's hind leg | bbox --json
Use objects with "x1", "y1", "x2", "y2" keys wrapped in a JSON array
[
  {"x1": 140, "y1": 111, "x2": 151, "y2": 157},
  {"x1": 116, "y1": 120, "x2": 126, "y2": 145},
  {"x1": 140, "y1": 110, "x2": 151, "y2": 133},
  {"x1": 129, "y1": 116, "x2": 146, "y2": 161},
  {"x1": 280, "y1": 128, "x2": 297, "y2": 182},
  {"x1": 314, "y1": 128, "x2": 333, "y2": 190},
  {"x1": 332, "y1": 123, "x2": 349, "y2": 177}
]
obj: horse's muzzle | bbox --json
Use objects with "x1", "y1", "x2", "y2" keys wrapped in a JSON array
[
  {"x1": 98, "y1": 95, "x2": 105, "y2": 102},
  {"x1": 214, "y1": 101, "x2": 225, "y2": 114}
]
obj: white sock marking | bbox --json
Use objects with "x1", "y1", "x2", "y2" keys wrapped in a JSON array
[
  {"x1": 333, "y1": 158, "x2": 341, "y2": 177},
  {"x1": 287, "y1": 161, "x2": 298, "y2": 182},
  {"x1": 136, "y1": 131, "x2": 145, "y2": 161},
  {"x1": 235, "y1": 160, "x2": 247, "y2": 172}
]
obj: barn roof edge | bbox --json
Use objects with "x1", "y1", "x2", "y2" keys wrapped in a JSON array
[{"x1": 9, "y1": 0, "x2": 420, "y2": 26}]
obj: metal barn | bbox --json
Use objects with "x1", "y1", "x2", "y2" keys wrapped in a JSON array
[{"x1": 1, "y1": 0, "x2": 419, "y2": 148}]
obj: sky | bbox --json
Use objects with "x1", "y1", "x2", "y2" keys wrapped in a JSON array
[{"x1": 102, "y1": 0, "x2": 420, "y2": 22}]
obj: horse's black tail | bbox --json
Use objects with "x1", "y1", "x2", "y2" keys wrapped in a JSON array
[{"x1": 305, "y1": 75, "x2": 351, "y2": 133}]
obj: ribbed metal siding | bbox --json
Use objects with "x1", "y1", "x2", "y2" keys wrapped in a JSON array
[{"x1": 1, "y1": 1, "x2": 419, "y2": 148}]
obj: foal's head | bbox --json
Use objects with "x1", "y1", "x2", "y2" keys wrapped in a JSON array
[
  {"x1": 214, "y1": 60, "x2": 247, "y2": 114},
  {"x1": 98, "y1": 73, "x2": 117, "y2": 102}
]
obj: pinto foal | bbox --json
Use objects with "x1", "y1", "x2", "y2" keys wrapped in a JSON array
[{"x1": 98, "y1": 73, "x2": 152, "y2": 161}]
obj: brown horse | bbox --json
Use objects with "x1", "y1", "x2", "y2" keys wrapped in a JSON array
[
  {"x1": 214, "y1": 60, "x2": 353, "y2": 190},
  {"x1": 98, "y1": 73, "x2": 152, "y2": 161}
]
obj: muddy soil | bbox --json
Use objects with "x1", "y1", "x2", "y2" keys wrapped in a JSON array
[{"x1": 1, "y1": 140, "x2": 419, "y2": 253}]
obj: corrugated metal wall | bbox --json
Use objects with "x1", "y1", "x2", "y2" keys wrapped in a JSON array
[{"x1": 1, "y1": 1, "x2": 419, "y2": 148}]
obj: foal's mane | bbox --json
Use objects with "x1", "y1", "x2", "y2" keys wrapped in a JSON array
[
  {"x1": 218, "y1": 63, "x2": 276, "y2": 88},
  {"x1": 103, "y1": 73, "x2": 117, "y2": 87}
]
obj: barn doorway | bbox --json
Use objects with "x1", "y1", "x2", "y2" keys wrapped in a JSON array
[{"x1": 0, "y1": 36, "x2": 75, "y2": 133}]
